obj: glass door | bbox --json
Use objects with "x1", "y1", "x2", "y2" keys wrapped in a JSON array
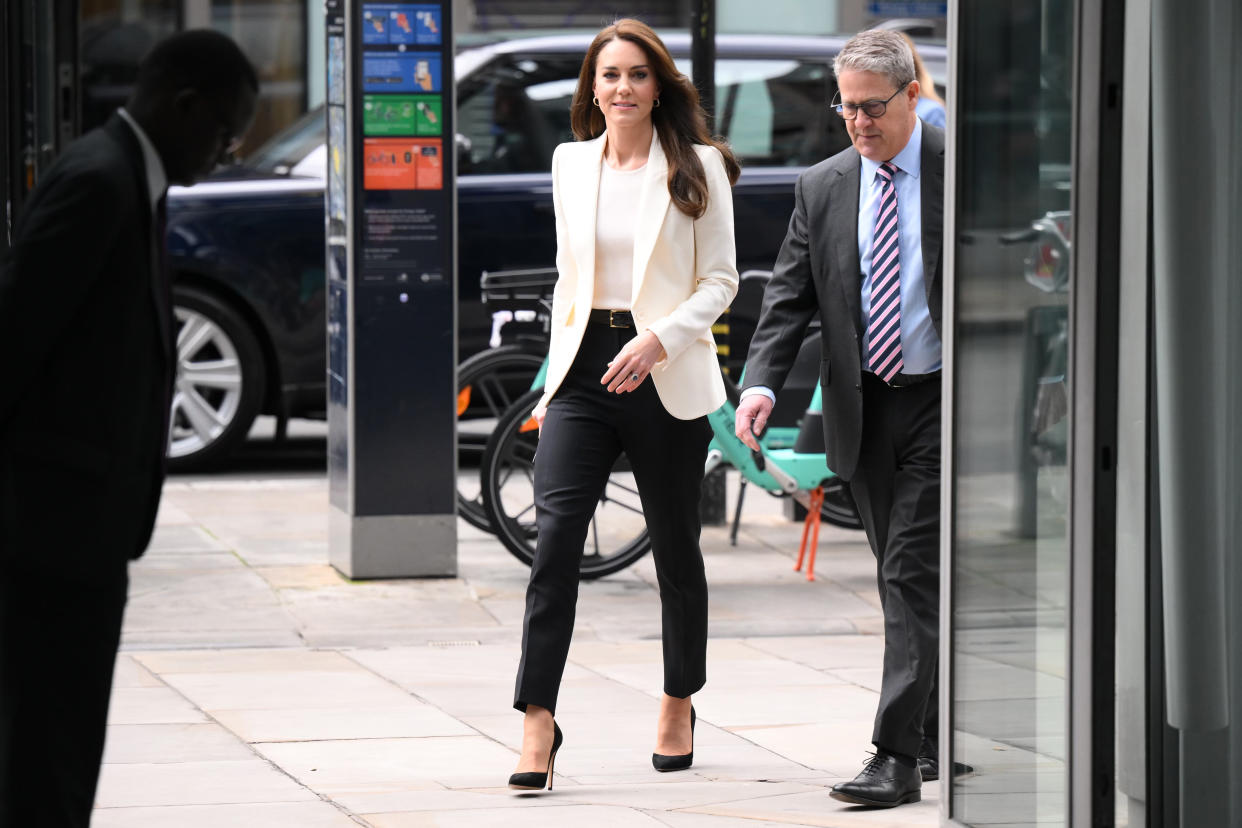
[
  {"x1": 944, "y1": 0, "x2": 1074, "y2": 824},
  {"x1": 2, "y1": 0, "x2": 76, "y2": 248}
]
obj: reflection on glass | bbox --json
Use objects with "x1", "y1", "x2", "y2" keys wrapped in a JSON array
[
  {"x1": 80, "y1": 0, "x2": 179, "y2": 131},
  {"x1": 210, "y1": 0, "x2": 307, "y2": 152},
  {"x1": 78, "y1": 0, "x2": 307, "y2": 153},
  {"x1": 950, "y1": 0, "x2": 1073, "y2": 824}
]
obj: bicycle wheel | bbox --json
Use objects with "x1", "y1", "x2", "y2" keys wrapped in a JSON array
[
  {"x1": 457, "y1": 344, "x2": 546, "y2": 532},
  {"x1": 802, "y1": 477, "x2": 864, "y2": 530},
  {"x1": 480, "y1": 388, "x2": 652, "y2": 579}
]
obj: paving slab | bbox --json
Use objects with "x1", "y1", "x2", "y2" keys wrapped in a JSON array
[
  {"x1": 93, "y1": 758, "x2": 317, "y2": 808},
  {"x1": 90, "y1": 801, "x2": 360, "y2": 827},
  {"x1": 254, "y1": 735, "x2": 518, "y2": 794},
  {"x1": 111, "y1": 655, "x2": 164, "y2": 688},
  {"x1": 105, "y1": 687, "x2": 210, "y2": 726},
  {"x1": 102, "y1": 723, "x2": 257, "y2": 764},
  {"x1": 677, "y1": 788, "x2": 939, "y2": 827},
  {"x1": 154, "y1": 668, "x2": 421, "y2": 712},
  {"x1": 84, "y1": 469, "x2": 963, "y2": 827},
  {"x1": 213, "y1": 702, "x2": 474, "y2": 743},
  {"x1": 365, "y1": 803, "x2": 669, "y2": 827}
]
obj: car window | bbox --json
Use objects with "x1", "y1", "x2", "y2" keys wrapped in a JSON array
[
  {"x1": 265, "y1": 48, "x2": 859, "y2": 180},
  {"x1": 675, "y1": 58, "x2": 850, "y2": 167},
  {"x1": 455, "y1": 54, "x2": 581, "y2": 174},
  {"x1": 244, "y1": 106, "x2": 328, "y2": 175},
  {"x1": 456, "y1": 52, "x2": 851, "y2": 174}
]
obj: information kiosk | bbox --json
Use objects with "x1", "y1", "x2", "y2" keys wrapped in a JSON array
[{"x1": 325, "y1": 0, "x2": 457, "y2": 578}]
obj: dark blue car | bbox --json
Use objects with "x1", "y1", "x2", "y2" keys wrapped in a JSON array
[{"x1": 164, "y1": 32, "x2": 945, "y2": 469}]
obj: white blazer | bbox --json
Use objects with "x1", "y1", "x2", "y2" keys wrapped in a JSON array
[{"x1": 539, "y1": 131, "x2": 739, "y2": 420}]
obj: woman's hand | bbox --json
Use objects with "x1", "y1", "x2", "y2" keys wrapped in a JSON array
[
  {"x1": 601, "y1": 330, "x2": 666, "y2": 393},
  {"x1": 533, "y1": 402, "x2": 548, "y2": 434}
]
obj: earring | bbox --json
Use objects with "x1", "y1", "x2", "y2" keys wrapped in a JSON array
[
  {"x1": 653, "y1": 98, "x2": 661, "y2": 108},
  {"x1": 592, "y1": 96, "x2": 600, "y2": 107}
]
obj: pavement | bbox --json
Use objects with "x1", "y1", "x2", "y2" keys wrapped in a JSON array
[{"x1": 90, "y1": 450, "x2": 947, "y2": 828}]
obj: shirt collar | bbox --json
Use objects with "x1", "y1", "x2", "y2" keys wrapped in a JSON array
[
  {"x1": 116, "y1": 107, "x2": 168, "y2": 207},
  {"x1": 861, "y1": 116, "x2": 923, "y2": 187}
]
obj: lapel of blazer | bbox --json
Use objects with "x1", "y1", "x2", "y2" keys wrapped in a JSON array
[
  {"x1": 630, "y1": 131, "x2": 671, "y2": 305},
  {"x1": 566, "y1": 133, "x2": 607, "y2": 322},
  {"x1": 106, "y1": 115, "x2": 173, "y2": 362},
  {"x1": 829, "y1": 155, "x2": 863, "y2": 336},
  {"x1": 919, "y1": 125, "x2": 945, "y2": 324}
]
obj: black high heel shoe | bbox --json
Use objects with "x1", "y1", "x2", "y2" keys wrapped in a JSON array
[
  {"x1": 652, "y1": 706, "x2": 695, "y2": 772},
  {"x1": 508, "y1": 721, "x2": 563, "y2": 791}
]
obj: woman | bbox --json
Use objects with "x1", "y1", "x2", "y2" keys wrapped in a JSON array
[
  {"x1": 507, "y1": 18, "x2": 740, "y2": 791},
  {"x1": 902, "y1": 33, "x2": 946, "y2": 127}
]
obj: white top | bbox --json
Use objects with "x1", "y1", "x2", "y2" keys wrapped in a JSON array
[
  {"x1": 115, "y1": 107, "x2": 167, "y2": 209},
  {"x1": 591, "y1": 160, "x2": 647, "y2": 310}
]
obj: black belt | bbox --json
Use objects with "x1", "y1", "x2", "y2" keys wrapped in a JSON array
[
  {"x1": 588, "y1": 308, "x2": 634, "y2": 328},
  {"x1": 865, "y1": 369, "x2": 942, "y2": 388}
]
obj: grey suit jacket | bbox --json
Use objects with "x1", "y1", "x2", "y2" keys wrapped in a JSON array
[{"x1": 743, "y1": 122, "x2": 945, "y2": 481}]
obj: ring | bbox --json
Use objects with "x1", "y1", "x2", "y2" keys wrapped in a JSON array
[{"x1": 630, "y1": 372, "x2": 641, "y2": 382}]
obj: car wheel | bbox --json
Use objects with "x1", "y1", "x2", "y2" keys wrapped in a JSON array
[{"x1": 168, "y1": 286, "x2": 266, "y2": 471}]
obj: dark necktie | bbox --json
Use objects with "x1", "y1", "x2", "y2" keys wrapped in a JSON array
[{"x1": 867, "y1": 162, "x2": 903, "y2": 383}]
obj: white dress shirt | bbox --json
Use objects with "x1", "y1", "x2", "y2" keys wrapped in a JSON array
[{"x1": 115, "y1": 107, "x2": 168, "y2": 210}]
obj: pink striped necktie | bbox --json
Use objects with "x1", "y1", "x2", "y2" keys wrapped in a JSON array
[{"x1": 867, "y1": 162, "x2": 903, "y2": 383}]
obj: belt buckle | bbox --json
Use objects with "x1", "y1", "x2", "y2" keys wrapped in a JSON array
[{"x1": 609, "y1": 310, "x2": 632, "y2": 328}]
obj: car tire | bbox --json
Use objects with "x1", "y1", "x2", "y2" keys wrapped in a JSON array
[{"x1": 168, "y1": 286, "x2": 266, "y2": 472}]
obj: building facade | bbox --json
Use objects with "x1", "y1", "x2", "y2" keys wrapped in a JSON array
[{"x1": 943, "y1": 0, "x2": 1241, "y2": 824}]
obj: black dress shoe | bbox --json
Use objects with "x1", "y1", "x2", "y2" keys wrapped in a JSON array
[
  {"x1": 829, "y1": 750, "x2": 921, "y2": 808},
  {"x1": 652, "y1": 706, "x2": 695, "y2": 772},
  {"x1": 917, "y1": 754, "x2": 975, "y2": 782}
]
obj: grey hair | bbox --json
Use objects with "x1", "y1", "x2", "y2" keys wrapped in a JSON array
[{"x1": 833, "y1": 29, "x2": 916, "y2": 90}]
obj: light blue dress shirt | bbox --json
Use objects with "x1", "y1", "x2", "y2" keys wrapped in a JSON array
[
  {"x1": 742, "y1": 119, "x2": 941, "y2": 406},
  {"x1": 859, "y1": 117, "x2": 941, "y2": 375},
  {"x1": 915, "y1": 97, "x2": 946, "y2": 129}
]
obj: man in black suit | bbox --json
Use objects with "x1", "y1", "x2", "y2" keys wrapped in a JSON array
[
  {"x1": 0, "y1": 31, "x2": 256, "y2": 826},
  {"x1": 735, "y1": 29, "x2": 945, "y2": 808}
]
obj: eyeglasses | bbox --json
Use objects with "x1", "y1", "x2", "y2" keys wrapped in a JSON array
[
  {"x1": 197, "y1": 92, "x2": 245, "y2": 162},
  {"x1": 831, "y1": 81, "x2": 910, "y2": 120}
]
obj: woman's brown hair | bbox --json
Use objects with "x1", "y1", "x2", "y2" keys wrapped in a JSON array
[
  {"x1": 900, "y1": 33, "x2": 944, "y2": 106},
  {"x1": 569, "y1": 18, "x2": 740, "y2": 219}
]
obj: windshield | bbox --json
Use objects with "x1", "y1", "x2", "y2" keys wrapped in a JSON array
[{"x1": 243, "y1": 106, "x2": 327, "y2": 175}]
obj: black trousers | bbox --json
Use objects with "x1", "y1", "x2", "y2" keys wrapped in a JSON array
[
  {"x1": 848, "y1": 372, "x2": 941, "y2": 759},
  {"x1": 514, "y1": 323, "x2": 713, "y2": 715},
  {"x1": 0, "y1": 561, "x2": 129, "y2": 828}
]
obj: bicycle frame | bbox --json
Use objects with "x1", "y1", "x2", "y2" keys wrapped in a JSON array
[
  {"x1": 706, "y1": 383, "x2": 840, "y2": 502},
  {"x1": 523, "y1": 348, "x2": 838, "y2": 505},
  {"x1": 481, "y1": 257, "x2": 841, "y2": 515}
]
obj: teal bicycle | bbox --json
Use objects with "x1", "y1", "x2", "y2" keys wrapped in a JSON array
[{"x1": 476, "y1": 269, "x2": 861, "y2": 579}]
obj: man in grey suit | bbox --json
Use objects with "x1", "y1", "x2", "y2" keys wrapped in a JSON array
[{"x1": 735, "y1": 29, "x2": 945, "y2": 808}]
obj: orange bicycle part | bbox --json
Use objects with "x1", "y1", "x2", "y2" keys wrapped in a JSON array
[{"x1": 794, "y1": 485, "x2": 825, "y2": 582}]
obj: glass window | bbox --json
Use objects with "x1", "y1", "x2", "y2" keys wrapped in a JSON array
[
  {"x1": 455, "y1": 54, "x2": 581, "y2": 175},
  {"x1": 207, "y1": 0, "x2": 307, "y2": 154},
  {"x1": 948, "y1": 0, "x2": 1073, "y2": 824},
  {"x1": 244, "y1": 104, "x2": 326, "y2": 175},
  {"x1": 78, "y1": 0, "x2": 306, "y2": 156},
  {"x1": 79, "y1": 0, "x2": 178, "y2": 132},
  {"x1": 677, "y1": 58, "x2": 850, "y2": 167},
  {"x1": 455, "y1": 54, "x2": 849, "y2": 175}
]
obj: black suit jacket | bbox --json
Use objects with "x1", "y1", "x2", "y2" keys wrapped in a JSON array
[
  {"x1": 744, "y1": 122, "x2": 945, "y2": 481},
  {"x1": 0, "y1": 115, "x2": 173, "y2": 576}
]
